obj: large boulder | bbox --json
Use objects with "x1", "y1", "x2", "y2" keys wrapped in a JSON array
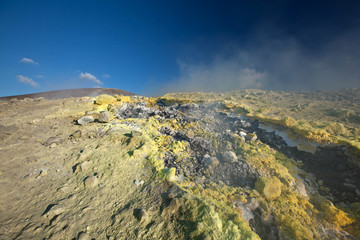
[
  {"x1": 98, "y1": 111, "x2": 111, "y2": 123},
  {"x1": 255, "y1": 176, "x2": 282, "y2": 199},
  {"x1": 201, "y1": 154, "x2": 219, "y2": 169},
  {"x1": 222, "y1": 151, "x2": 238, "y2": 163},
  {"x1": 78, "y1": 116, "x2": 94, "y2": 125}
]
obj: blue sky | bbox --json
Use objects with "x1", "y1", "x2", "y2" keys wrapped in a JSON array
[{"x1": 1, "y1": 1, "x2": 360, "y2": 97}]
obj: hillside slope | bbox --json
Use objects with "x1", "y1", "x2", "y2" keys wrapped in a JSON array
[{"x1": 0, "y1": 88, "x2": 135, "y2": 101}]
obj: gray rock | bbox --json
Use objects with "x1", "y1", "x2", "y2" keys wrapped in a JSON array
[
  {"x1": 245, "y1": 133, "x2": 257, "y2": 141},
  {"x1": 238, "y1": 204, "x2": 254, "y2": 222},
  {"x1": 246, "y1": 198, "x2": 260, "y2": 211},
  {"x1": 186, "y1": 130, "x2": 195, "y2": 139},
  {"x1": 98, "y1": 111, "x2": 111, "y2": 123},
  {"x1": 78, "y1": 116, "x2": 94, "y2": 125},
  {"x1": 77, "y1": 232, "x2": 89, "y2": 240},
  {"x1": 84, "y1": 175, "x2": 99, "y2": 188},
  {"x1": 222, "y1": 151, "x2": 238, "y2": 163},
  {"x1": 295, "y1": 180, "x2": 308, "y2": 197},
  {"x1": 239, "y1": 131, "x2": 247, "y2": 140},
  {"x1": 241, "y1": 120, "x2": 251, "y2": 128},
  {"x1": 103, "y1": 126, "x2": 123, "y2": 136},
  {"x1": 44, "y1": 136, "x2": 62, "y2": 146},
  {"x1": 44, "y1": 204, "x2": 65, "y2": 218},
  {"x1": 201, "y1": 154, "x2": 219, "y2": 169},
  {"x1": 69, "y1": 130, "x2": 82, "y2": 139},
  {"x1": 356, "y1": 189, "x2": 360, "y2": 197}
]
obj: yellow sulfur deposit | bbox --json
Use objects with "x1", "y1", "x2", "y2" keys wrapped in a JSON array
[
  {"x1": 255, "y1": 176, "x2": 282, "y2": 199},
  {"x1": 95, "y1": 94, "x2": 117, "y2": 105}
]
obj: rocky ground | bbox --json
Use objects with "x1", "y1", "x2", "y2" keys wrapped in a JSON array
[{"x1": 0, "y1": 91, "x2": 359, "y2": 239}]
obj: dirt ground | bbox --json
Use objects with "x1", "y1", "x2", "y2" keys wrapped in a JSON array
[{"x1": 0, "y1": 97, "x2": 152, "y2": 239}]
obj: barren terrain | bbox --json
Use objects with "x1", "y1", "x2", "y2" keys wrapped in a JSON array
[{"x1": 0, "y1": 89, "x2": 359, "y2": 239}]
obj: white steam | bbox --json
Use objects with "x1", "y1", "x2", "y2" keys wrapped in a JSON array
[{"x1": 151, "y1": 29, "x2": 360, "y2": 95}]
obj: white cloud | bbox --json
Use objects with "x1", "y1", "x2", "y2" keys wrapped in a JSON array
[
  {"x1": 20, "y1": 57, "x2": 38, "y2": 65},
  {"x1": 17, "y1": 75, "x2": 39, "y2": 87},
  {"x1": 79, "y1": 72, "x2": 103, "y2": 85},
  {"x1": 35, "y1": 74, "x2": 44, "y2": 78},
  {"x1": 102, "y1": 73, "x2": 111, "y2": 79}
]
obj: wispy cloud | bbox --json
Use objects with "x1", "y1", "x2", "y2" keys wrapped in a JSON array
[
  {"x1": 35, "y1": 74, "x2": 44, "y2": 79},
  {"x1": 79, "y1": 72, "x2": 103, "y2": 85},
  {"x1": 20, "y1": 57, "x2": 38, "y2": 65},
  {"x1": 102, "y1": 73, "x2": 111, "y2": 79},
  {"x1": 16, "y1": 75, "x2": 39, "y2": 87}
]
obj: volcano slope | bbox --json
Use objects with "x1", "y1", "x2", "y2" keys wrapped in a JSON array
[{"x1": 0, "y1": 90, "x2": 359, "y2": 240}]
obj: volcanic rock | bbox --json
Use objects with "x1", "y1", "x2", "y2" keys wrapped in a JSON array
[
  {"x1": 98, "y1": 111, "x2": 111, "y2": 123},
  {"x1": 77, "y1": 232, "x2": 89, "y2": 240},
  {"x1": 221, "y1": 151, "x2": 238, "y2": 163},
  {"x1": 239, "y1": 131, "x2": 247, "y2": 140},
  {"x1": 245, "y1": 133, "x2": 257, "y2": 142},
  {"x1": 295, "y1": 180, "x2": 308, "y2": 197},
  {"x1": 84, "y1": 175, "x2": 99, "y2": 188},
  {"x1": 69, "y1": 130, "x2": 82, "y2": 140},
  {"x1": 78, "y1": 116, "x2": 94, "y2": 125},
  {"x1": 44, "y1": 136, "x2": 62, "y2": 146},
  {"x1": 201, "y1": 154, "x2": 219, "y2": 169},
  {"x1": 255, "y1": 177, "x2": 282, "y2": 199}
]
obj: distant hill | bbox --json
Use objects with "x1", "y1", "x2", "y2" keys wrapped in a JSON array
[{"x1": 0, "y1": 88, "x2": 135, "y2": 101}]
